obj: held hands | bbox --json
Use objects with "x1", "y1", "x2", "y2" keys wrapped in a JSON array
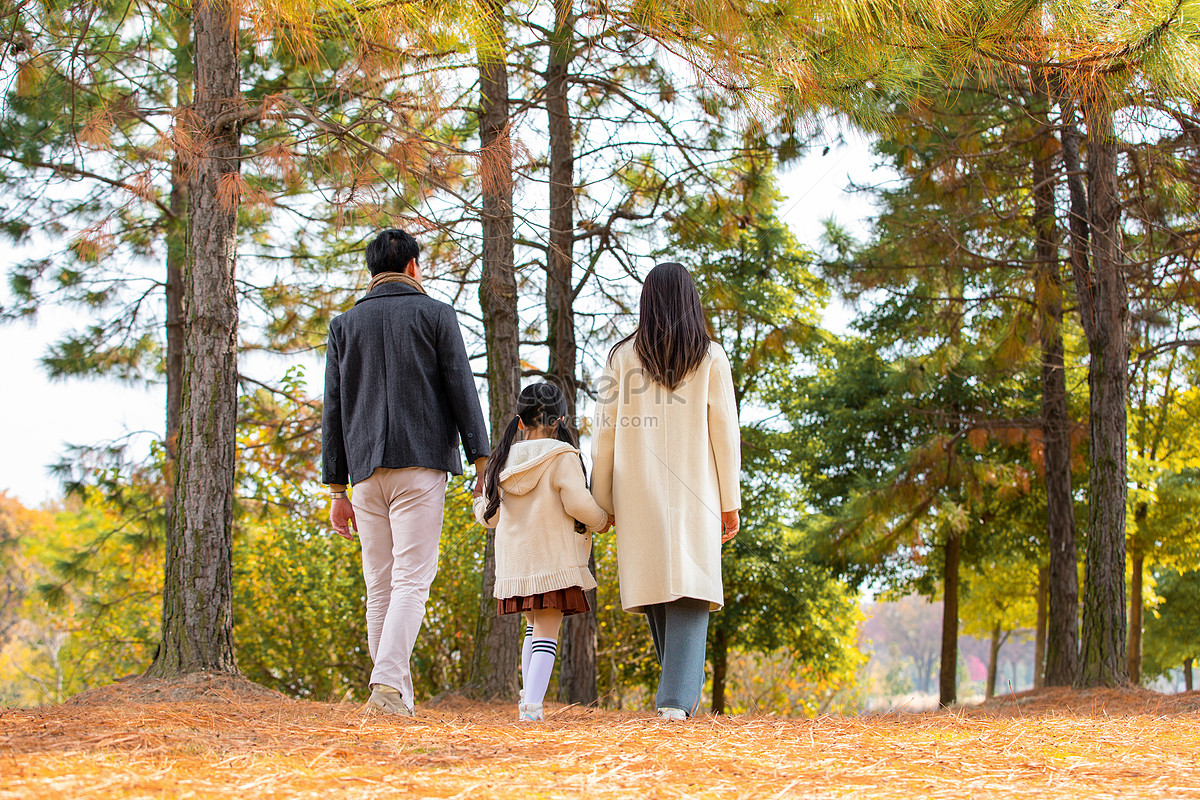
[
  {"x1": 580, "y1": 515, "x2": 615, "y2": 535},
  {"x1": 720, "y1": 510, "x2": 740, "y2": 544},
  {"x1": 330, "y1": 497, "x2": 357, "y2": 540}
]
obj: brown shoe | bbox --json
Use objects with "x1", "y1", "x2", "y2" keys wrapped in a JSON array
[{"x1": 363, "y1": 684, "x2": 413, "y2": 717}]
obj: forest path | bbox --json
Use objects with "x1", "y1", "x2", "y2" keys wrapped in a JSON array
[{"x1": 2, "y1": 676, "x2": 1198, "y2": 798}]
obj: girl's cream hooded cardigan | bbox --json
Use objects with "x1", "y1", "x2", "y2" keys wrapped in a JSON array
[
  {"x1": 591, "y1": 340, "x2": 741, "y2": 612},
  {"x1": 473, "y1": 438, "x2": 610, "y2": 599}
]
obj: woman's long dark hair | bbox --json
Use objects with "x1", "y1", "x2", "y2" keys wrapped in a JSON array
[
  {"x1": 483, "y1": 382, "x2": 581, "y2": 523},
  {"x1": 610, "y1": 261, "x2": 710, "y2": 390}
]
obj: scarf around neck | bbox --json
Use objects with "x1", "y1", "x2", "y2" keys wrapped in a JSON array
[{"x1": 367, "y1": 271, "x2": 425, "y2": 295}]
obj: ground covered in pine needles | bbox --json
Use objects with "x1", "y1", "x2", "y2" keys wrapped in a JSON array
[{"x1": 2, "y1": 675, "x2": 1200, "y2": 798}]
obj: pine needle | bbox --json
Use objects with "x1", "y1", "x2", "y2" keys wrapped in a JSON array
[{"x1": 3, "y1": 676, "x2": 1200, "y2": 798}]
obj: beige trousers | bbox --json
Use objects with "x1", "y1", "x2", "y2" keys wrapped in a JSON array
[{"x1": 353, "y1": 466, "x2": 448, "y2": 705}]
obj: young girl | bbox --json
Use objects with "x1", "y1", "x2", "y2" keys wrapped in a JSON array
[{"x1": 473, "y1": 382, "x2": 612, "y2": 722}]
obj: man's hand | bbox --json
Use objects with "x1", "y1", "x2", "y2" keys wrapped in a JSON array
[
  {"x1": 330, "y1": 497, "x2": 357, "y2": 540},
  {"x1": 720, "y1": 510, "x2": 740, "y2": 544},
  {"x1": 473, "y1": 456, "x2": 487, "y2": 497}
]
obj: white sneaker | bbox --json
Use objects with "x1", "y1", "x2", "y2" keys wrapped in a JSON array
[
  {"x1": 656, "y1": 707, "x2": 687, "y2": 720},
  {"x1": 518, "y1": 702, "x2": 544, "y2": 722},
  {"x1": 364, "y1": 684, "x2": 414, "y2": 717}
]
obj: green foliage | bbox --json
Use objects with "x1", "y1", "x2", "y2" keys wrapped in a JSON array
[
  {"x1": 0, "y1": 0, "x2": 476, "y2": 382},
  {"x1": 721, "y1": 647, "x2": 865, "y2": 716},
  {"x1": 233, "y1": 512, "x2": 370, "y2": 701},
  {"x1": 233, "y1": 477, "x2": 489, "y2": 703},
  {"x1": 594, "y1": 528, "x2": 658, "y2": 710},
  {"x1": 958, "y1": 553, "x2": 1040, "y2": 647},
  {"x1": 1143, "y1": 569, "x2": 1200, "y2": 681},
  {"x1": 413, "y1": 482, "x2": 488, "y2": 700},
  {"x1": 0, "y1": 491, "x2": 162, "y2": 706},
  {"x1": 660, "y1": 154, "x2": 864, "y2": 706},
  {"x1": 1128, "y1": 354, "x2": 1200, "y2": 571},
  {"x1": 10, "y1": 0, "x2": 1200, "y2": 713},
  {"x1": 796, "y1": 84, "x2": 1094, "y2": 607}
]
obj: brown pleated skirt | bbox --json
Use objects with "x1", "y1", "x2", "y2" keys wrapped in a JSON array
[{"x1": 496, "y1": 587, "x2": 591, "y2": 617}]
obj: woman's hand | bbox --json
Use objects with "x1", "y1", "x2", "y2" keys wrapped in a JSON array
[{"x1": 720, "y1": 510, "x2": 740, "y2": 544}]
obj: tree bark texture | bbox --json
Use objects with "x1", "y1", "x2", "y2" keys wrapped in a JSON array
[
  {"x1": 710, "y1": 625, "x2": 728, "y2": 714},
  {"x1": 986, "y1": 622, "x2": 1000, "y2": 700},
  {"x1": 165, "y1": 157, "x2": 186, "y2": 465},
  {"x1": 1034, "y1": 106, "x2": 1080, "y2": 687},
  {"x1": 164, "y1": 14, "x2": 192, "y2": 468},
  {"x1": 543, "y1": 0, "x2": 595, "y2": 708},
  {"x1": 939, "y1": 532, "x2": 960, "y2": 707},
  {"x1": 147, "y1": 0, "x2": 241, "y2": 677},
  {"x1": 544, "y1": 0, "x2": 577, "y2": 423},
  {"x1": 1186, "y1": 657, "x2": 1194, "y2": 692},
  {"x1": 1126, "y1": 538, "x2": 1144, "y2": 684},
  {"x1": 1034, "y1": 565, "x2": 1048, "y2": 689},
  {"x1": 468, "y1": 6, "x2": 521, "y2": 699},
  {"x1": 1074, "y1": 97, "x2": 1129, "y2": 689}
]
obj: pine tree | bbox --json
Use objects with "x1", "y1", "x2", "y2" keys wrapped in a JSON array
[
  {"x1": 628, "y1": 0, "x2": 1200, "y2": 691},
  {"x1": 665, "y1": 155, "x2": 858, "y2": 713}
]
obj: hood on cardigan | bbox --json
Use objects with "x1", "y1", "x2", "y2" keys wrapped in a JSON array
[{"x1": 498, "y1": 439, "x2": 580, "y2": 496}]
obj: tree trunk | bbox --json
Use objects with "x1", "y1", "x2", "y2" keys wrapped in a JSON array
[
  {"x1": 1126, "y1": 539, "x2": 1144, "y2": 685},
  {"x1": 1073, "y1": 96, "x2": 1129, "y2": 689},
  {"x1": 939, "y1": 533, "x2": 960, "y2": 707},
  {"x1": 164, "y1": 15, "x2": 191, "y2": 468},
  {"x1": 468, "y1": 1, "x2": 521, "y2": 699},
  {"x1": 544, "y1": 0, "x2": 577, "y2": 422},
  {"x1": 919, "y1": 650, "x2": 935, "y2": 695},
  {"x1": 1185, "y1": 657, "x2": 1194, "y2": 692},
  {"x1": 165, "y1": 157, "x2": 186, "y2": 465},
  {"x1": 543, "y1": 0, "x2": 595, "y2": 708},
  {"x1": 710, "y1": 624, "x2": 728, "y2": 714},
  {"x1": 1034, "y1": 565, "x2": 1048, "y2": 689},
  {"x1": 147, "y1": 0, "x2": 241, "y2": 677},
  {"x1": 1035, "y1": 101, "x2": 1081, "y2": 688},
  {"x1": 986, "y1": 622, "x2": 1000, "y2": 700}
]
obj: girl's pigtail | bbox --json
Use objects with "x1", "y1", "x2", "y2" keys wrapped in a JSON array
[
  {"x1": 552, "y1": 417, "x2": 587, "y2": 481},
  {"x1": 483, "y1": 415, "x2": 521, "y2": 523},
  {"x1": 554, "y1": 416, "x2": 591, "y2": 534},
  {"x1": 552, "y1": 416, "x2": 578, "y2": 448}
]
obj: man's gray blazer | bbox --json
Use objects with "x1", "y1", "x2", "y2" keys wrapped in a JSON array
[{"x1": 322, "y1": 282, "x2": 491, "y2": 485}]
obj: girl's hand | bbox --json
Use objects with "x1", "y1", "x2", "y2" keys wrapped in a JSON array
[{"x1": 720, "y1": 510, "x2": 740, "y2": 543}]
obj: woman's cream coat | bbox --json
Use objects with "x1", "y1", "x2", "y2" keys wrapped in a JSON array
[
  {"x1": 473, "y1": 439, "x2": 609, "y2": 599},
  {"x1": 591, "y1": 341, "x2": 741, "y2": 612}
]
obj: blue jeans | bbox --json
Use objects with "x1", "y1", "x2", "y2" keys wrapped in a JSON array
[{"x1": 644, "y1": 598, "x2": 710, "y2": 716}]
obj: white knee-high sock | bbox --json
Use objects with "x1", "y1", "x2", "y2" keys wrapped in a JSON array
[
  {"x1": 524, "y1": 637, "x2": 558, "y2": 705},
  {"x1": 520, "y1": 624, "x2": 534, "y2": 700}
]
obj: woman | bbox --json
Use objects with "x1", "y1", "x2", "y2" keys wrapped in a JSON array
[{"x1": 591, "y1": 261, "x2": 741, "y2": 720}]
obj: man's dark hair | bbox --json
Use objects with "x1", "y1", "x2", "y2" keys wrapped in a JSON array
[{"x1": 366, "y1": 229, "x2": 421, "y2": 276}]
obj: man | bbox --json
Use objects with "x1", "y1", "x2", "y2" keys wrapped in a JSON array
[{"x1": 322, "y1": 228, "x2": 489, "y2": 716}]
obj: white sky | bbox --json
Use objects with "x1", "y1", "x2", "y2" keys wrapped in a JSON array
[{"x1": 0, "y1": 131, "x2": 884, "y2": 507}]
